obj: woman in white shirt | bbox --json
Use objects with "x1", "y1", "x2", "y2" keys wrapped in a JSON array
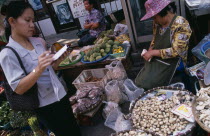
[{"x1": 0, "y1": 1, "x2": 81, "y2": 136}]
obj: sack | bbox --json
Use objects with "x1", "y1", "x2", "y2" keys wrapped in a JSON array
[
  {"x1": 76, "y1": 29, "x2": 89, "y2": 38},
  {"x1": 1, "y1": 47, "x2": 39, "y2": 111}
]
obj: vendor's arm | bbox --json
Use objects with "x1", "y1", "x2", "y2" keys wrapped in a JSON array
[
  {"x1": 84, "y1": 22, "x2": 93, "y2": 29},
  {"x1": 149, "y1": 22, "x2": 157, "y2": 51},
  {"x1": 0, "y1": 51, "x2": 54, "y2": 95},
  {"x1": 159, "y1": 17, "x2": 192, "y2": 62},
  {"x1": 90, "y1": 11, "x2": 103, "y2": 30}
]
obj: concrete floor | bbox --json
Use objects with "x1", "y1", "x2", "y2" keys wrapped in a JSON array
[{"x1": 44, "y1": 30, "x2": 79, "y2": 47}]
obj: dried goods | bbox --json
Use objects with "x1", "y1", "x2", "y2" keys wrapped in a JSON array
[
  {"x1": 70, "y1": 87, "x2": 103, "y2": 114},
  {"x1": 196, "y1": 87, "x2": 210, "y2": 128},
  {"x1": 85, "y1": 76, "x2": 102, "y2": 82},
  {"x1": 115, "y1": 130, "x2": 152, "y2": 136},
  {"x1": 132, "y1": 92, "x2": 193, "y2": 136},
  {"x1": 76, "y1": 89, "x2": 90, "y2": 99}
]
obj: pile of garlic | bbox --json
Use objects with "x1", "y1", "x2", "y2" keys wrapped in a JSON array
[
  {"x1": 196, "y1": 87, "x2": 210, "y2": 128},
  {"x1": 116, "y1": 130, "x2": 152, "y2": 136},
  {"x1": 132, "y1": 96, "x2": 189, "y2": 136}
]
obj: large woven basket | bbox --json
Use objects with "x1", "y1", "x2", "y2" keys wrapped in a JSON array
[
  {"x1": 129, "y1": 86, "x2": 196, "y2": 136},
  {"x1": 192, "y1": 97, "x2": 210, "y2": 133},
  {"x1": 110, "y1": 129, "x2": 154, "y2": 136}
]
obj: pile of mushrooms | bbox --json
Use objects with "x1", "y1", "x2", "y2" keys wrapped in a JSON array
[
  {"x1": 114, "y1": 130, "x2": 151, "y2": 136},
  {"x1": 196, "y1": 87, "x2": 210, "y2": 128},
  {"x1": 132, "y1": 93, "x2": 193, "y2": 136}
]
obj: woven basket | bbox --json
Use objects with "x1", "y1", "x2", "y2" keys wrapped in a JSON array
[
  {"x1": 110, "y1": 129, "x2": 154, "y2": 136},
  {"x1": 192, "y1": 97, "x2": 210, "y2": 133},
  {"x1": 129, "y1": 86, "x2": 196, "y2": 136}
]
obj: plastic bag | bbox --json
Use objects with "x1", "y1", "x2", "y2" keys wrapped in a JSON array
[
  {"x1": 192, "y1": 34, "x2": 210, "y2": 64},
  {"x1": 114, "y1": 24, "x2": 128, "y2": 36},
  {"x1": 104, "y1": 108, "x2": 122, "y2": 130},
  {"x1": 105, "y1": 80, "x2": 122, "y2": 104},
  {"x1": 106, "y1": 60, "x2": 127, "y2": 81},
  {"x1": 168, "y1": 82, "x2": 185, "y2": 89},
  {"x1": 114, "y1": 114, "x2": 132, "y2": 132},
  {"x1": 102, "y1": 101, "x2": 120, "y2": 119},
  {"x1": 123, "y1": 79, "x2": 144, "y2": 102}
]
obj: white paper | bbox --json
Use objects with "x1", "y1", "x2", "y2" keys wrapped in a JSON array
[{"x1": 53, "y1": 45, "x2": 68, "y2": 60}]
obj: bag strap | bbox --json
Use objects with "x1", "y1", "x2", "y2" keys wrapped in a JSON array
[{"x1": 3, "y1": 46, "x2": 27, "y2": 75}]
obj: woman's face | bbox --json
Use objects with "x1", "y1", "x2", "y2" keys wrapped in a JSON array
[
  {"x1": 153, "y1": 14, "x2": 163, "y2": 25},
  {"x1": 11, "y1": 8, "x2": 35, "y2": 38},
  {"x1": 84, "y1": 1, "x2": 93, "y2": 11}
]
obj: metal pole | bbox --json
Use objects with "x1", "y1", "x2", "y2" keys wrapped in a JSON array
[
  {"x1": 103, "y1": 0, "x2": 108, "y2": 15},
  {"x1": 109, "y1": 0, "x2": 113, "y2": 13},
  {"x1": 114, "y1": 0, "x2": 118, "y2": 11}
]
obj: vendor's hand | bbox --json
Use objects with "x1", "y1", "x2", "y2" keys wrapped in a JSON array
[
  {"x1": 38, "y1": 51, "x2": 54, "y2": 72},
  {"x1": 142, "y1": 50, "x2": 153, "y2": 61},
  {"x1": 148, "y1": 46, "x2": 153, "y2": 51}
]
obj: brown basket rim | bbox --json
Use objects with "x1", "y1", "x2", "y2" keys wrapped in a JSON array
[
  {"x1": 192, "y1": 96, "x2": 210, "y2": 133},
  {"x1": 72, "y1": 68, "x2": 109, "y2": 84},
  {"x1": 129, "y1": 86, "x2": 196, "y2": 136}
]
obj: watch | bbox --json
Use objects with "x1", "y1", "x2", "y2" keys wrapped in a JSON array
[{"x1": 32, "y1": 69, "x2": 36, "y2": 73}]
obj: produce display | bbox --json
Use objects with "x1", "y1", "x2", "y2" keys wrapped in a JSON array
[
  {"x1": 131, "y1": 91, "x2": 194, "y2": 136},
  {"x1": 59, "y1": 51, "x2": 83, "y2": 66},
  {"x1": 112, "y1": 45, "x2": 124, "y2": 54},
  {"x1": 113, "y1": 130, "x2": 152, "y2": 136},
  {"x1": 83, "y1": 29, "x2": 122, "y2": 62},
  {"x1": 0, "y1": 102, "x2": 10, "y2": 126},
  {"x1": 195, "y1": 87, "x2": 210, "y2": 129},
  {"x1": 70, "y1": 87, "x2": 103, "y2": 114}
]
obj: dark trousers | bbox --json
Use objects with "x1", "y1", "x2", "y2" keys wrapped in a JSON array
[
  {"x1": 78, "y1": 34, "x2": 96, "y2": 47},
  {"x1": 35, "y1": 95, "x2": 81, "y2": 136}
]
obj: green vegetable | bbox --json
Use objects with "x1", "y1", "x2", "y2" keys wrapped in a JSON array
[
  {"x1": 106, "y1": 43, "x2": 111, "y2": 48},
  {"x1": 113, "y1": 44, "x2": 118, "y2": 49},
  {"x1": 105, "y1": 48, "x2": 110, "y2": 53},
  {"x1": 102, "y1": 52, "x2": 107, "y2": 57},
  {"x1": 114, "y1": 41, "x2": 121, "y2": 45},
  {"x1": 107, "y1": 40, "x2": 114, "y2": 45},
  {"x1": 96, "y1": 56, "x2": 102, "y2": 60},
  {"x1": 100, "y1": 49, "x2": 105, "y2": 53}
]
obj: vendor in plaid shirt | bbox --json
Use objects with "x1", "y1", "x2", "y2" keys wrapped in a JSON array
[{"x1": 78, "y1": 0, "x2": 106, "y2": 47}]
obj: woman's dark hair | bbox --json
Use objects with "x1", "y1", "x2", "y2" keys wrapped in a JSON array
[
  {"x1": 0, "y1": 5, "x2": 7, "y2": 16},
  {"x1": 4, "y1": 1, "x2": 34, "y2": 41},
  {"x1": 83, "y1": 0, "x2": 99, "y2": 9},
  {"x1": 158, "y1": 2, "x2": 177, "y2": 17}
]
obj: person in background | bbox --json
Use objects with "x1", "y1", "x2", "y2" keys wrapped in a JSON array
[
  {"x1": 135, "y1": 0, "x2": 192, "y2": 90},
  {"x1": 78, "y1": 0, "x2": 106, "y2": 47},
  {"x1": 0, "y1": 1, "x2": 81, "y2": 136}
]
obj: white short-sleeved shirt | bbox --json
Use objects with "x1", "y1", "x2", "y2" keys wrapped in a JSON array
[{"x1": 0, "y1": 37, "x2": 66, "y2": 107}]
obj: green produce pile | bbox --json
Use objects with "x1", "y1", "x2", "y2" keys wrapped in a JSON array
[
  {"x1": 0, "y1": 102, "x2": 11, "y2": 126},
  {"x1": 84, "y1": 33, "x2": 121, "y2": 62},
  {"x1": 0, "y1": 101, "x2": 34, "y2": 128}
]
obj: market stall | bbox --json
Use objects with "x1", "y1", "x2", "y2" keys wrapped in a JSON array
[{"x1": 54, "y1": 26, "x2": 132, "y2": 92}]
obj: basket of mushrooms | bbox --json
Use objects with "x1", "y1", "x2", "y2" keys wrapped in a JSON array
[
  {"x1": 192, "y1": 87, "x2": 210, "y2": 133},
  {"x1": 110, "y1": 129, "x2": 153, "y2": 136},
  {"x1": 130, "y1": 86, "x2": 196, "y2": 136}
]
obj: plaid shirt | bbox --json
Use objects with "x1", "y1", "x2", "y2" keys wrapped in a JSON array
[
  {"x1": 150, "y1": 16, "x2": 192, "y2": 63},
  {"x1": 84, "y1": 8, "x2": 106, "y2": 37}
]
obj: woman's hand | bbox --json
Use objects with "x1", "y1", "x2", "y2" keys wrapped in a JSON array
[{"x1": 38, "y1": 51, "x2": 54, "y2": 72}]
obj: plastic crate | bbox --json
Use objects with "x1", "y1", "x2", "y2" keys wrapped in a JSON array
[{"x1": 72, "y1": 68, "x2": 109, "y2": 90}]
